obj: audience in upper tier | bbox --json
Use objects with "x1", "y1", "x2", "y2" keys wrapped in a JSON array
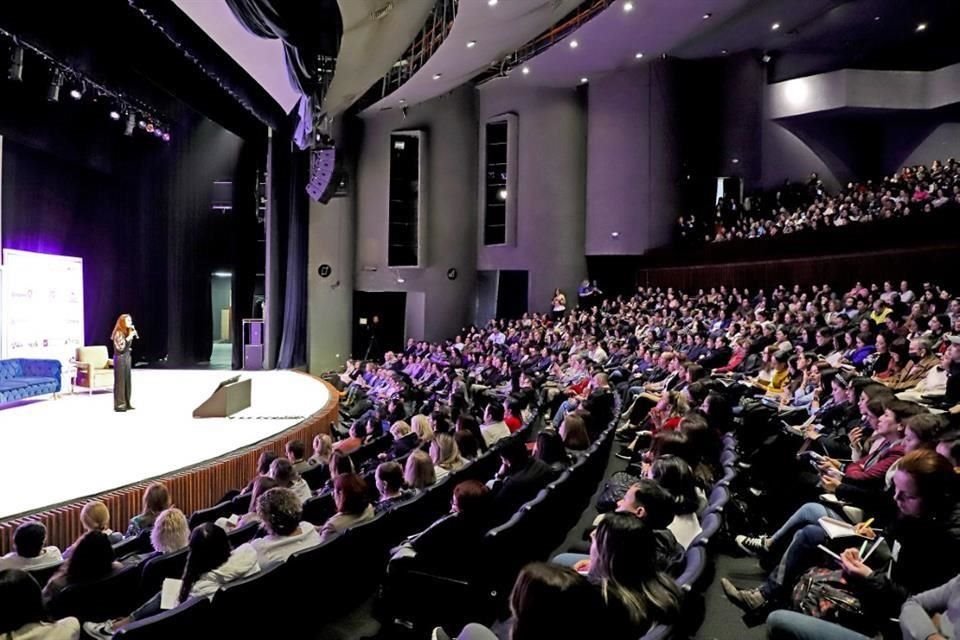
[{"x1": 678, "y1": 158, "x2": 960, "y2": 243}]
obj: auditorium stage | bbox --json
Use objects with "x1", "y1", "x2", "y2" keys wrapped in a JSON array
[{"x1": 0, "y1": 369, "x2": 331, "y2": 520}]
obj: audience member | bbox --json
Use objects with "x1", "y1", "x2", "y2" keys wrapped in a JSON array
[
  {"x1": 374, "y1": 462, "x2": 415, "y2": 514},
  {"x1": 0, "y1": 569, "x2": 79, "y2": 640},
  {"x1": 269, "y1": 458, "x2": 312, "y2": 503},
  {"x1": 42, "y1": 532, "x2": 121, "y2": 609},
  {"x1": 249, "y1": 488, "x2": 321, "y2": 568},
  {"x1": 0, "y1": 523, "x2": 62, "y2": 572},
  {"x1": 124, "y1": 483, "x2": 171, "y2": 538},
  {"x1": 318, "y1": 474, "x2": 375, "y2": 542}
]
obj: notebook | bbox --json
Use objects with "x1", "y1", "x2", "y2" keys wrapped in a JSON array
[
  {"x1": 160, "y1": 578, "x2": 184, "y2": 610},
  {"x1": 818, "y1": 516, "x2": 860, "y2": 539}
]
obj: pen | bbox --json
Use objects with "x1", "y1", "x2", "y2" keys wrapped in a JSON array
[{"x1": 863, "y1": 536, "x2": 884, "y2": 562}]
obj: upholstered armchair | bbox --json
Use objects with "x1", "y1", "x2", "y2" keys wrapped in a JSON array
[{"x1": 71, "y1": 346, "x2": 113, "y2": 394}]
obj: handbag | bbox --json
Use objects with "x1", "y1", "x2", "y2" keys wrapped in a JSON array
[{"x1": 791, "y1": 568, "x2": 870, "y2": 633}]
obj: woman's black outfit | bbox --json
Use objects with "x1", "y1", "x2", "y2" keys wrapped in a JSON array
[{"x1": 112, "y1": 329, "x2": 135, "y2": 411}]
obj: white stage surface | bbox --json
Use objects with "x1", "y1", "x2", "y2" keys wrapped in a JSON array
[{"x1": 0, "y1": 369, "x2": 329, "y2": 519}]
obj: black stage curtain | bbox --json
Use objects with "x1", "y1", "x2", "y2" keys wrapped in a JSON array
[{"x1": 268, "y1": 130, "x2": 309, "y2": 370}]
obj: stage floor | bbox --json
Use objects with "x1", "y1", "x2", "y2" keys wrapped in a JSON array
[{"x1": 0, "y1": 369, "x2": 329, "y2": 519}]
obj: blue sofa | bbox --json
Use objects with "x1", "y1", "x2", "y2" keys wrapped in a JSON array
[{"x1": 0, "y1": 359, "x2": 62, "y2": 405}]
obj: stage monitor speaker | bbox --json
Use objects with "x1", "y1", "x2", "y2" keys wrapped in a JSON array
[
  {"x1": 305, "y1": 147, "x2": 338, "y2": 204},
  {"x1": 193, "y1": 377, "x2": 252, "y2": 418}
]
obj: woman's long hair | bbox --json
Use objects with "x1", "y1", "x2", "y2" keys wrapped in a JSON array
[
  {"x1": 650, "y1": 455, "x2": 700, "y2": 515},
  {"x1": 54, "y1": 531, "x2": 114, "y2": 585},
  {"x1": 591, "y1": 513, "x2": 682, "y2": 630},
  {"x1": 112, "y1": 314, "x2": 132, "y2": 338},
  {"x1": 178, "y1": 523, "x2": 232, "y2": 603}
]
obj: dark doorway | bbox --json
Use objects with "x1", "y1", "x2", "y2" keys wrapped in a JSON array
[
  {"x1": 352, "y1": 291, "x2": 407, "y2": 361},
  {"x1": 496, "y1": 270, "x2": 528, "y2": 320}
]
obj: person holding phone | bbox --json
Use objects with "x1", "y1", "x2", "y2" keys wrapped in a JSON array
[{"x1": 111, "y1": 313, "x2": 138, "y2": 412}]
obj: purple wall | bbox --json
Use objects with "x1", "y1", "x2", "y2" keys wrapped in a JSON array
[
  {"x1": 477, "y1": 82, "x2": 588, "y2": 313},
  {"x1": 585, "y1": 62, "x2": 678, "y2": 255}
]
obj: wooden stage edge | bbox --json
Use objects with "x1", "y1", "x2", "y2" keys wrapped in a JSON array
[{"x1": 0, "y1": 376, "x2": 339, "y2": 555}]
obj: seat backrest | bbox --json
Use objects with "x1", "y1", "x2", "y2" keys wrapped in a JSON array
[
  {"x1": 302, "y1": 492, "x2": 336, "y2": 525},
  {"x1": 641, "y1": 623, "x2": 674, "y2": 640},
  {"x1": 48, "y1": 564, "x2": 142, "y2": 622},
  {"x1": 113, "y1": 530, "x2": 153, "y2": 560},
  {"x1": 230, "y1": 492, "x2": 252, "y2": 515},
  {"x1": 676, "y1": 545, "x2": 707, "y2": 592},
  {"x1": 300, "y1": 463, "x2": 330, "y2": 491},
  {"x1": 188, "y1": 500, "x2": 234, "y2": 529},
  {"x1": 227, "y1": 521, "x2": 261, "y2": 547},
  {"x1": 25, "y1": 562, "x2": 62, "y2": 590},
  {"x1": 690, "y1": 512, "x2": 722, "y2": 547},
  {"x1": 212, "y1": 563, "x2": 288, "y2": 635},
  {"x1": 0, "y1": 359, "x2": 23, "y2": 381},
  {"x1": 140, "y1": 547, "x2": 190, "y2": 601},
  {"x1": 114, "y1": 596, "x2": 211, "y2": 639},
  {"x1": 76, "y1": 346, "x2": 110, "y2": 369}
]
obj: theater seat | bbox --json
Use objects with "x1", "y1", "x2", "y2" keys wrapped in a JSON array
[
  {"x1": 302, "y1": 492, "x2": 336, "y2": 525},
  {"x1": 704, "y1": 486, "x2": 730, "y2": 516},
  {"x1": 230, "y1": 492, "x2": 252, "y2": 515},
  {"x1": 641, "y1": 624, "x2": 674, "y2": 640},
  {"x1": 300, "y1": 463, "x2": 330, "y2": 491},
  {"x1": 676, "y1": 545, "x2": 708, "y2": 592},
  {"x1": 226, "y1": 521, "x2": 261, "y2": 546},
  {"x1": 114, "y1": 596, "x2": 211, "y2": 639},
  {"x1": 690, "y1": 512, "x2": 722, "y2": 548},
  {"x1": 112, "y1": 530, "x2": 152, "y2": 560},
  {"x1": 188, "y1": 500, "x2": 234, "y2": 529},
  {"x1": 139, "y1": 547, "x2": 190, "y2": 602},
  {"x1": 47, "y1": 564, "x2": 141, "y2": 622},
  {"x1": 212, "y1": 563, "x2": 289, "y2": 636}
]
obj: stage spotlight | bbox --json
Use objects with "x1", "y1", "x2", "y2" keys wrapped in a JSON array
[
  {"x1": 8, "y1": 46, "x2": 24, "y2": 82},
  {"x1": 47, "y1": 70, "x2": 63, "y2": 102},
  {"x1": 69, "y1": 83, "x2": 83, "y2": 100},
  {"x1": 138, "y1": 119, "x2": 146, "y2": 129},
  {"x1": 153, "y1": 127, "x2": 163, "y2": 137},
  {"x1": 109, "y1": 109, "x2": 121, "y2": 121},
  {"x1": 145, "y1": 122, "x2": 155, "y2": 133},
  {"x1": 124, "y1": 113, "x2": 136, "y2": 136},
  {"x1": 162, "y1": 132, "x2": 171, "y2": 142}
]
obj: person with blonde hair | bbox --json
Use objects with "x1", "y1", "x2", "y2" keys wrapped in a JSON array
[
  {"x1": 410, "y1": 414, "x2": 435, "y2": 443},
  {"x1": 309, "y1": 433, "x2": 333, "y2": 467},
  {"x1": 430, "y1": 433, "x2": 465, "y2": 473},
  {"x1": 125, "y1": 483, "x2": 170, "y2": 538},
  {"x1": 381, "y1": 420, "x2": 419, "y2": 460},
  {"x1": 64, "y1": 502, "x2": 122, "y2": 558},
  {"x1": 149, "y1": 508, "x2": 190, "y2": 555},
  {"x1": 405, "y1": 450, "x2": 438, "y2": 489}
]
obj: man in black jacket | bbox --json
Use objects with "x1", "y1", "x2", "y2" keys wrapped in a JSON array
[{"x1": 490, "y1": 438, "x2": 556, "y2": 521}]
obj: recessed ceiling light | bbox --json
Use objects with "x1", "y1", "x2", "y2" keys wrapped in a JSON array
[
  {"x1": 611, "y1": 231, "x2": 620, "y2": 238},
  {"x1": 732, "y1": 158, "x2": 740, "y2": 164},
  {"x1": 399, "y1": 99, "x2": 406, "y2": 104},
  {"x1": 771, "y1": 22, "x2": 781, "y2": 31},
  {"x1": 580, "y1": 77, "x2": 589, "y2": 84},
  {"x1": 915, "y1": 22, "x2": 927, "y2": 32},
  {"x1": 635, "y1": 52, "x2": 644, "y2": 59},
  {"x1": 522, "y1": 66, "x2": 530, "y2": 75},
  {"x1": 702, "y1": 13, "x2": 712, "y2": 19},
  {"x1": 873, "y1": 16, "x2": 880, "y2": 21},
  {"x1": 487, "y1": 0, "x2": 497, "y2": 5},
  {"x1": 721, "y1": 49, "x2": 729, "y2": 54},
  {"x1": 569, "y1": 39, "x2": 579, "y2": 49},
  {"x1": 623, "y1": 1, "x2": 634, "y2": 12},
  {"x1": 433, "y1": 73, "x2": 442, "y2": 79},
  {"x1": 467, "y1": 40, "x2": 477, "y2": 48}
]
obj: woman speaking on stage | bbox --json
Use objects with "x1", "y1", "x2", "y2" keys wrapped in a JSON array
[{"x1": 112, "y1": 314, "x2": 138, "y2": 412}]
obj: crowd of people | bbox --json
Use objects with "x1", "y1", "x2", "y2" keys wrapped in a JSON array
[
  {"x1": 677, "y1": 158, "x2": 960, "y2": 243},
  {"x1": 3, "y1": 276, "x2": 960, "y2": 640}
]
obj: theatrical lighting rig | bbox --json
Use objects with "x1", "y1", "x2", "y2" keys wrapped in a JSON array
[{"x1": 1, "y1": 29, "x2": 171, "y2": 142}]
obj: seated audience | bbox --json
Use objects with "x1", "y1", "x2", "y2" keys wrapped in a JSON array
[
  {"x1": 504, "y1": 400, "x2": 524, "y2": 433},
  {"x1": 899, "y1": 574, "x2": 960, "y2": 640},
  {"x1": 269, "y1": 457, "x2": 312, "y2": 503},
  {"x1": 559, "y1": 414, "x2": 591, "y2": 456},
  {"x1": 383, "y1": 420, "x2": 419, "y2": 460},
  {"x1": 309, "y1": 434, "x2": 333, "y2": 467},
  {"x1": 318, "y1": 474, "x2": 375, "y2": 542},
  {"x1": 249, "y1": 488, "x2": 321, "y2": 568},
  {"x1": 42, "y1": 531, "x2": 121, "y2": 608},
  {"x1": 0, "y1": 523, "x2": 61, "y2": 573},
  {"x1": 410, "y1": 414, "x2": 435, "y2": 443},
  {"x1": 374, "y1": 462, "x2": 415, "y2": 514},
  {"x1": 455, "y1": 429, "x2": 481, "y2": 461},
  {"x1": 405, "y1": 450, "x2": 440, "y2": 488},
  {"x1": 124, "y1": 483, "x2": 171, "y2": 538},
  {"x1": 216, "y1": 476, "x2": 278, "y2": 531},
  {"x1": 479, "y1": 403, "x2": 511, "y2": 448},
  {"x1": 285, "y1": 439, "x2": 312, "y2": 474},
  {"x1": 332, "y1": 421, "x2": 364, "y2": 456},
  {"x1": 148, "y1": 508, "x2": 190, "y2": 556},
  {"x1": 0, "y1": 569, "x2": 79, "y2": 640},
  {"x1": 431, "y1": 433, "x2": 466, "y2": 473},
  {"x1": 532, "y1": 428, "x2": 570, "y2": 472},
  {"x1": 242, "y1": 451, "x2": 278, "y2": 494},
  {"x1": 490, "y1": 438, "x2": 556, "y2": 519},
  {"x1": 84, "y1": 523, "x2": 259, "y2": 639},
  {"x1": 64, "y1": 502, "x2": 123, "y2": 559},
  {"x1": 646, "y1": 455, "x2": 703, "y2": 549}
]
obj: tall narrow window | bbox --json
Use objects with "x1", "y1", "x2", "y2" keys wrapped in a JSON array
[
  {"x1": 482, "y1": 114, "x2": 517, "y2": 246},
  {"x1": 388, "y1": 131, "x2": 424, "y2": 267}
]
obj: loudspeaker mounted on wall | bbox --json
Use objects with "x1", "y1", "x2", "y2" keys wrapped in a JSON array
[{"x1": 305, "y1": 146, "x2": 338, "y2": 204}]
